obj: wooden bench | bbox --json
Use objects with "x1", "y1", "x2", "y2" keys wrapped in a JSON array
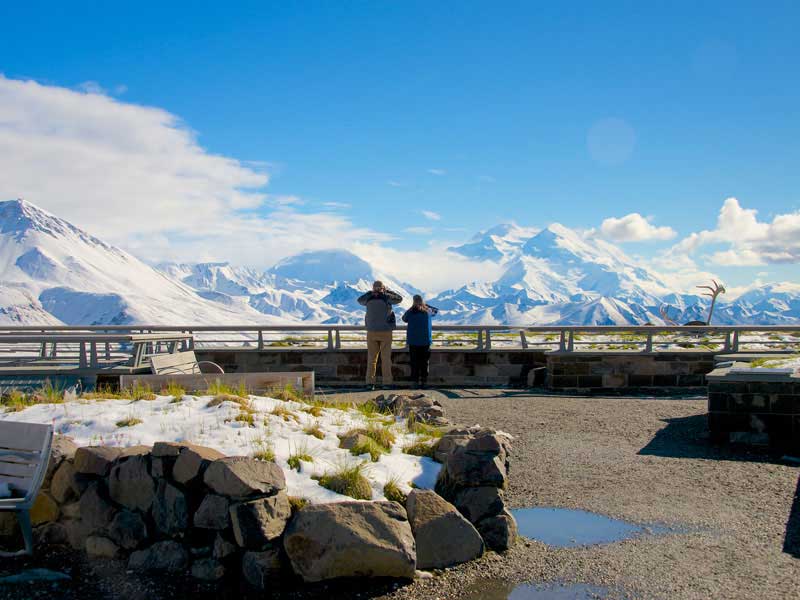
[
  {"x1": 0, "y1": 421, "x2": 53, "y2": 556},
  {"x1": 149, "y1": 350, "x2": 224, "y2": 375}
]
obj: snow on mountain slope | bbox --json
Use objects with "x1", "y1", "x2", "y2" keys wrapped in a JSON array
[
  {"x1": 448, "y1": 223, "x2": 539, "y2": 262},
  {"x1": 0, "y1": 199, "x2": 284, "y2": 325}
]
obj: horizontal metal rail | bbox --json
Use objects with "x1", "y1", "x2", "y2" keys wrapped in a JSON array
[{"x1": 0, "y1": 325, "x2": 798, "y2": 354}]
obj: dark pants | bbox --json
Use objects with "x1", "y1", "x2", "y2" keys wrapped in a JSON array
[{"x1": 409, "y1": 345, "x2": 431, "y2": 383}]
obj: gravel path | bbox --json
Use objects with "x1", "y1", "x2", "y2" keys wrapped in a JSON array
[{"x1": 2, "y1": 388, "x2": 798, "y2": 600}]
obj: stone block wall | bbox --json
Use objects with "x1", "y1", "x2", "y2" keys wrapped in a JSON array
[
  {"x1": 546, "y1": 352, "x2": 715, "y2": 395},
  {"x1": 707, "y1": 374, "x2": 800, "y2": 452},
  {"x1": 196, "y1": 349, "x2": 546, "y2": 387}
]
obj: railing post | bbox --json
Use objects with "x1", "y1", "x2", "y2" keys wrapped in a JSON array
[
  {"x1": 39, "y1": 342, "x2": 47, "y2": 358},
  {"x1": 327, "y1": 329, "x2": 334, "y2": 351},
  {"x1": 476, "y1": 329, "x2": 484, "y2": 350},
  {"x1": 257, "y1": 329, "x2": 264, "y2": 350},
  {"x1": 335, "y1": 329, "x2": 341, "y2": 349},
  {"x1": 645, "y1": 331, "x2": 653, "y2": 353},
  {"x1": 105, "y1": 342, "x2": 111, "y2": 360},
  {"x1": 90, "y1": 342, "x2": 98, "y2": 368},
  {"x1": 559, "y1": 330, "x2": 566, "y2": 352},
  {"x1": 520, "y1": 330, "x2": 528, "y2": 349},
  {"x1": 723, "y1": 331, "x2": 731, "y2": 352},
  {"x1": 485, "y1": 330, "x2": 492, "y2": 350},
  {"x1": 79, "y1": 342, "x2": 87, "y2": 369},
  {"x1": 732, "y1": 330, "x2": 740, "y2": 352},
  {"x1": 50, "y1": 342, "x2": 58, "y2": 358},
  {"x1": 567, "y1": 331, "x2": 574, "y2": 352}
]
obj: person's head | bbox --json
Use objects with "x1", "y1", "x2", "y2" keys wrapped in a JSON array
[
  {"x1": 372, "y1": 280, "x2": 385, "y2": 294},
  {"x1": 413, "y1": 294, "x2": 427, "y2": 310}
]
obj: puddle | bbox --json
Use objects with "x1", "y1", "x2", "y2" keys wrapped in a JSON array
[
  {"x1": 462, "y1": 579, "x2": 616, "y2": 599},
  {"x1": 511, "y1": 507, "x2": 672, "y2": 547}
]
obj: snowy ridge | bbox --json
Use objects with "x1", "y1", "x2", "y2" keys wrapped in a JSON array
[{"x1": 0, "y1": 199, "x2": 798, "y2": 326}]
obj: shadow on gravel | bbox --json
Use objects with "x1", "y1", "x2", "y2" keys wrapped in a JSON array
[
  {"x1": 784, "y1": 475, "x2": 800, "y2": 559},
  {"x1": 638, "y1": 414, "x2": 781, "y2": 463}
]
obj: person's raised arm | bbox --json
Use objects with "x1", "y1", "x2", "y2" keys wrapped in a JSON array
[
  {"x1": 385, "y1": 290, "x2": 403, "y2": 305},
  {"x1": 401, "y1": 308, "x2": 412, "y2": 323},
  {"x1": 428, "y1": 304, "x2": 439, "y2": 316},
  {"x1": 357, "y1": 291, "x2": 373, "y2": 306}
]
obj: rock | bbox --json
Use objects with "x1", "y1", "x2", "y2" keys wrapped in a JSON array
[
  {"x1": 191, "y1": 558, "x2": 226, "y2": 581},
  {"x1": 213, "y1": 533, "x2": 238, "y2": 561},
  {"x1": 73, "y1": 446, "x2": 121, "y2": 476},
  {"x1": 194, "y1": 494, "x2": 230, "y2": 530},
  {"x1": 283, "y1": 501, "x2": 416, "y2": 582},
  {"x1": 151, "y1": 457, "x2": 166, "y2": 478},
  {"x1": 45, "y1": 436, "x2": 78, "y2": 485},
  {"x1": 151, "y1": 441, "x2": 184, "y2": 457},
  {"x1": 230, "y1": 493, "x2": 291, "y2": 549},
  {"x1": 241, "y1": 548, "x2": 285, "y2": 590},
  {"x1": 108, "y1": 510, "x2": 148, "y2": 550},
  {"x1": 129, "y1": 540, "x2": 189, "y2": 573},
  {"x1": 152, "y1": 480, "x2": 189, "y2": 535},
  {"x1": 476, "y1": 509, "x2": 517, "y2": 551},
  {"x1": 438, "y1": 445, "x2": 507, "y2": 490},
  {"x1": 63, "y1": 518, "x2": 93, "y2": 550},
  {"x1": 406, "y1": 490, "x2": 483, "y2": 569},
  {"x1": 118, "y1": 445, "x2": 151, "y2": 459},
  {"x1": 452, "y1": 486, "x2": 506, "y2": 523},
  {"x1": 50, "y1": 460, "x2": 77, "y2": 504},
  {"x1": 337, "y1": 432, "x2": 372, "y2": 450},
  {"x1": 85, "y1": 535, "x2": 121, "y2": 558},
  {"x1": 34, "y1": 522, "x2": 69, "y2": 546},
  {"x1": 79, "y1": 482, "x2": 116, "y2": 533},
  {"x1": 30, "y1": 492, "x2": 60, "y2": 525},
  {"x1": 203, "y1": 457, "x2": 286, "y2": 499},
  {"x1": 173, "y1": 444, "x2": 225, "y2": 485},
  {"x1": 109, "y1": 455, "x2": 155, "y2": 512},
  {"x1": 433, "y1": 434, "x2": 470, "y2": 463},
  {"x1": 61, "y1": 501, "x2": 80, "y2": 520}
]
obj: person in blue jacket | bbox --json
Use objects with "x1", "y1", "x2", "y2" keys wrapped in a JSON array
[{"x1": 402, "y1": 295, "x2": 439, "y2": 388}]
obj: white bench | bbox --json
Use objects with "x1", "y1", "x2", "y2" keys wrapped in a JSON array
[
  {"x1": 150, "y1": 350, "x2": 224, "y2": 375},
  {"x1": 0, "y1": 421, "x2": 53, "y2": 556}
]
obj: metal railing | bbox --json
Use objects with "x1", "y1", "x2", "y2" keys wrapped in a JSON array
[{"x1": 1, "y1": 325, "x2": 799, "y2": 354}]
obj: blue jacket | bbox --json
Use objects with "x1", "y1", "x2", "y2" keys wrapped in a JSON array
[{"x1": 402, "y1": 306, "x2": 438, "y2": 346}]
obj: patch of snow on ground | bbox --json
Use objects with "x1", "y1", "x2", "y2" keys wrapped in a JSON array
[{"x1": 0, "y1": 394, "x2": 441, "y2": 503}]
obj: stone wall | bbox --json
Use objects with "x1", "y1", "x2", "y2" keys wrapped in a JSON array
[
  {"x1": 196, "y1": 349, "x2": 547, "y2": 387},
  {"x1": 707, "y1": 369, "x2": 800, "y2": 452},
  {"x1": 546, "y1": 351, "x2": 715, "y2": 395}
]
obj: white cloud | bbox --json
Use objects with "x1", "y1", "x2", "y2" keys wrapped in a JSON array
[
  {"x1": 427, "y1": 168, "x2": 446, "y2": 176},
  {"x1": 0, "y1": 75, "x2": 390, "y2": 268},
  {"x1": 404, "y1": 226, "x2": 433, "y2": 235},
  {"x1": 76, "y1": 81, "x2": 127, "y2": 96},
  {"x1": 668, "y1": 197, "x2": 800, "y2": 265},
  {"x1": 322, "y1": 201, "x2": 351, "y2": 209},
  {"x1": 421, "y1": 210, "x2": 441, "y2": 221},
  {"x1": 600, "y1": 213, "x2": 676, "y2": 242}
]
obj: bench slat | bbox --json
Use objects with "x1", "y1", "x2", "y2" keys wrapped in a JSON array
[
  {"x1": 150, "y1": 351, "x2": 202, "y2": 375},
  {"x1": 0, "y1": 461, "x2": 37, "y2": 477},
  {"x1": 0, "y1": 422, "x2": 53, "y2": 452}
]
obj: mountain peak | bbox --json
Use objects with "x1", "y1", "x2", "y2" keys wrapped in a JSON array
[{"x1": 269, "y1": 249, "x2": 375, "y2": 284}]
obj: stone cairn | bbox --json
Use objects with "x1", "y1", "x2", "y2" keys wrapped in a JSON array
[{"x1": 1, "y1": 394, "x2": 517, "y2": 590}]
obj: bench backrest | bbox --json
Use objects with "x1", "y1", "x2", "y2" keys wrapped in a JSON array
[
  {"x1": 0, "y1": 421, "x2": 53, "y2": 507},
  {"x1": 150, "y1": 350, "x2": 201, "y2": 375}
]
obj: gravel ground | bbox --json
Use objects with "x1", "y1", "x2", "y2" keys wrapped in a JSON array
[{"x1": 2, "y1": 387, "x2": 798, "y2": 600}]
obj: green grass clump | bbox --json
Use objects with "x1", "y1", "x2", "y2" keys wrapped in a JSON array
[
  {"x1": 288, "y1": 496, "x2": 309, "y2": 513},
  {"x1": 207, "y1": 394, "x2": 251, "y2": 408},
  {"x1": 269, "y1": 383, "x2": 306, "y2": 403},
  {"x1": 350, "y1": 436, "x2": 388, "y2": 462},
  {"x1": 402, "y1": 440, "x2": 436, "y2": 458},
  {"x1": 235, "y1": 411, "x2": 255, "y2": 426},
  {"x1": 287, "y1": 442, "x2": 313, "y2": 471},
  {"x1": 205, "y1": 379, "x2": 248, "y2": 398},
  {"x1": 303, "y1": 421, "x2": 325, "y2": 440},
  {"x1": 270, "y1": 404, "x2": 299, "y2": 422},
  {"x1": 80, "y1": 384, "x2": 129, "y2": 400},
  {"x1": 1, "y1": 389, "x2": 32, "y2": 412},
  {"x1": 36, "y1": 379, "x2": 65, "y2": 403},
  {"x1": 315, "y1": 463, "x2": 372, "y2": 500},
  {"x1": 362, "y1": 423, "x2": 396, "y2": 448},
  {"x1": 383, "y1": 477, "x2": 407, "y2": 504},
  {"x1": 115, "y1": 416, "x2": 143, "y2": 428},
  {"x1": 128, "y1": 382, "x2": 156, "y2": 401},
  {"x1": 406, "y1": 417, "x2": 445, "y2": 438},
  {"x1": 302, "y1": 405, "x2": 323, "y2": 418},
  {"x1": 160, "y1": 381, "x2": 186, "y2": 400}
]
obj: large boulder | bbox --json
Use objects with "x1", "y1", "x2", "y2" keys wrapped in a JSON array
[
  {"x1": 73, "y1": 446, "x2": 121, "y2": 476},
  {"x1": 45, "y1": 436, "x2": 78, "y2": 485},
  {"x1": 34, "y1": 522, "x2": 69, "y2": 546},
  {"x1": 476, "y1": 509, "x2": 517, "y2": 551},
  {"x1": 108, "y1": 455, "x2": 155, "y2": 512},
  {"x1": 129, "y1": 540, "x2": 189, "y2": 573},
  {"x1": 452, "y1": 486, "x2": 506, "y2": 524},
  {"x1": 191, "y1": 558, "x2": 226, "y2": 581},
  {"x1": 204, "y1": 457, "x2": 286, "y2": 499},
  {"x1": 213, "y1": 533, "x2": 238, "y2": 561},
  {"x1": 85, "y1": 535, "x2": 121, "y2": 559},
  {"x1": 30, "y1": 492, "x2": 60, "y2": 525},
  {"x1": 230, "y1": 493, "x2": 291, "y2": 549},
  {"x1": 406, "y1": 490, "x2": 483, "y2": 569},
  {"x1": 152, "y1": 480, "x2": 189, "y2": 535},
  {"x1": 107, "y1": 510, "x2": 148, "y2": 550},
  {"x1": 173, "y1": 444, "x2": 225, "y2": 485},
  {"x1": 437, "y1": 445, "x2": 507, "y2": 492},
  {"x1": 241, "y1": 547, "x2": 285, "y2": 590},
  {"x1": 50, "y1": 460, "x2": 78, "y2": 504},
  {"x1": 79, "y1": 482, "x2": 116, "y2": 533},
  {"x1": 194, "y1": 494, "x2": 231, "y2": 530},
  {"x1": 283, "y1": 501, "x2": 416, "y2": 582}
]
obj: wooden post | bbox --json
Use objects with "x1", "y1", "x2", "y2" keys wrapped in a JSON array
[
  {"x1": 520, "y1": 330, "x2": 528, "y2": 349},
  {"x1": 79, "y1": 342, "x2": 87, "y2": 369}
]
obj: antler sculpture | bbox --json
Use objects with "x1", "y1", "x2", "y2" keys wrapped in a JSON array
[
  {"x1": 697, "y1": 279, "x2": 726, "y2": 325},
  {"x1": 658, "y1": 304, "x2": 679, "y2": 326}
]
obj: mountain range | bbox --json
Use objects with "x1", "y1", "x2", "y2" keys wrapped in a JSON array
[{"x1": 0, "y1": 198, "x2": 798, "y2": 326}]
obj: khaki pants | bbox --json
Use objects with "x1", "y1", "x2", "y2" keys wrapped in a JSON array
[{"x1": 366, "y1": 330, "x2": 394, "y2": 385}]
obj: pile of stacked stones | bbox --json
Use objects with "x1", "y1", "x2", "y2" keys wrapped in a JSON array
[
  {"x1": 374, "y1": 392, "x2": 449, "y2": 426},
  {"x1": 1, "y1": 402, "x2": 516, "y2": 589}
]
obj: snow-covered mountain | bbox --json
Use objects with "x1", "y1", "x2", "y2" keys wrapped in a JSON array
[{"x1": 1, "y1": 199, "x2": 798, "y2": 326}]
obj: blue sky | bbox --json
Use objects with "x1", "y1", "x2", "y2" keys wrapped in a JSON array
[{"x1": 1, "y1": 1, "x2": 799, "y2": 290}]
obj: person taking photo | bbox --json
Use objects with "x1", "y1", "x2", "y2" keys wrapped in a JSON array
[
  {"x1": 402, "y1": 294, "x2": 439, "y2": 389},
  {"x1": 357, "y1": 280, "x2": 403, "y2": 389}
]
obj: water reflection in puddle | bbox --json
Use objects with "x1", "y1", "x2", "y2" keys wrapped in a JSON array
[
  {"x1": 511, "y1": 507, "x2": 671, "y2": 547},
  {"x1": 462, "y1": 579, "x2": 614, "y2": 600}
]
